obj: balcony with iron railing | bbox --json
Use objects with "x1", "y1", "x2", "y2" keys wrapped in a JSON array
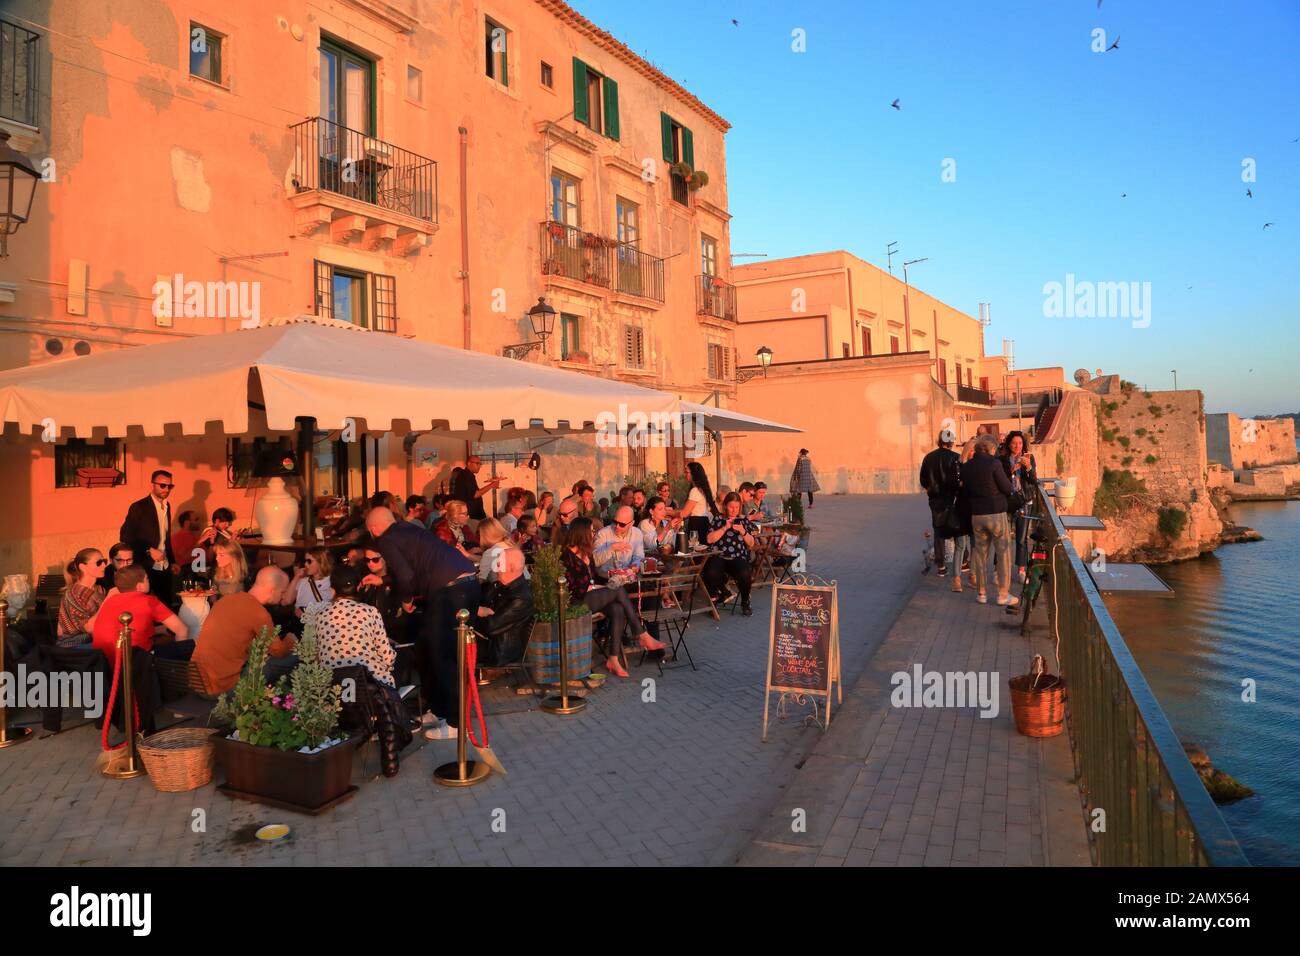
[
  {"x1": 539, "y1": 221, "x2": 667, "y2": 305},
  {"x1": 696, "y1": 274, "x2": 736, "y2": 322},
  {"x1": 954, "y1": 383, "x2": 994, "y2": 405},
  {"x1": 289, "y1": 116, "x2": 438, "y2": 252},
  {"x1": 1034, "y1": 482, "x2": 1246, "y2": 865},
  {"x1": 1, "y1": 18, "x2": 40, "y2": 134}
]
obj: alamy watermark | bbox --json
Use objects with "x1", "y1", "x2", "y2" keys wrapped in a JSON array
[
  {"x1": 890, "y1": 664, "x2": 1000, "y2": 718},
  {"x1": 152, "y1": 273, "x2": 261, "y2": 327},
  {"x1": 595, "y1": 405, "x2": 710, "y2": 451},
  {"x1": 1042, "y1": 273, "x2": 1151, "y2": 328},
  {"x1": 1, "y1": 665, "x2": 104, "y2": 719}
]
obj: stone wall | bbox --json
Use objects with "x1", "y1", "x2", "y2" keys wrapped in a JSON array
[
  {"x1": 1206, "y1": 413, "x2": 1298, "y2": 470},
  {"x1": 1091, "y1": 386, "x2": 1221, "y2": 561}
]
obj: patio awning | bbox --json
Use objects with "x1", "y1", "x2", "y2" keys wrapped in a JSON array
[
  {"x1": 678, "y1": 401, "x2": 802, "y2": 434},
  {"x1": 0, "y1": 316, "x2": 691, "y2": 438}
]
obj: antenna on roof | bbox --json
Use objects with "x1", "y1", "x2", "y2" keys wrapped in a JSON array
[{"x1": 886, "y1": 241, "x2": 898, "y2": 275}]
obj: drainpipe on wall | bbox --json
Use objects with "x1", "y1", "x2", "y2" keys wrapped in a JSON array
[{"x1": 459, "y1": 125, "x2": 472, "y2": 464}]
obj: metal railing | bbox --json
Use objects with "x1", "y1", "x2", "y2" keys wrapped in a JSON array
[
  {"x1": 696, "y1": 275, "x2": 736, "y2": 321},
  {"x1": 612, "y1": 240, "x2": 665, "y2": 302},
  {"x1": 990, "y1": 386, "x2": 1063, "y2": 410},
  {"x1": 290, "y1": 116, "x2": 437, "y2": 222},
  {"x1": 1, "y1": 18, "x2": 39, "y2": 128},
  {"x1": 955, "y1": 383, "x2": 993, "y2": 405},
  {"x1": 540, "y1": 220, "x2": 612, "y2": 289},
  {"x1": 1036, "y1": 484, "x2": 1248, "y2": 866}
]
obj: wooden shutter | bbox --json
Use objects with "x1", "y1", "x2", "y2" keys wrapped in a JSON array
[
  {"x1": 373, "y1": 274, "x2": 397, "y2": 333},
  {"x1": 729, "y1": 347, "x2": 736, "y2": 379},
  {"x1": 624, "y1": 326, "x2": 644, "y2": 369},
  {"x1": 314, "y1": 260, "x2": 332, "y2": 317},
  {"x1": 603, "y1": 76, "x2": 619, "y2": 140},
  {"x1": 572, "y1": 59, "x2": 589, "y2": 125},
  {"x1": 707, "y1": 344, "x2": 718, "y2": 379},
  {"x1": 660, "y1": 112, "x2": 674, "y2": 162},
  {"x1": 682, "y1": 126, "x2": 694, "y2": 168}
]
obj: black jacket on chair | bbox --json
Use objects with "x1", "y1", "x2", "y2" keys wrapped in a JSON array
[
  {"x1": 476, "y1": 575, "x2": 534, "y2": 666},
  {"x1": 120, "y1": 495, "x2": 175, "y2": 567}
]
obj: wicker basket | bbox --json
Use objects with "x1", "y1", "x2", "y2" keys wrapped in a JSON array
[
  {"x1": 1008, "y1": 672, "x2": 1066, "y2": 738},
  {"x1": 137, "y1": 727, "x2": 219, "y2": 792}
]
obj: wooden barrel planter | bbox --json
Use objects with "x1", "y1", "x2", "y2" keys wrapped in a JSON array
[
  {"x1": 1008, "y1": 672, "x2": 1066, "y2": 737},
  {"x1": 526, "y1": 611, "x2": 593, "y2": 687}
]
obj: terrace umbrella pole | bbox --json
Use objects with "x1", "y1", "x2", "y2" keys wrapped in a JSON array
[
  {"x1": 434, "y1": 609, "x2": 490, "y2": 786},
  {"x1": 299, "y1": 417, "x2": 315, "y2": 540},
  {"x1": 541, "y1": 576, "x2": 585, "y2": 715},
  {"x1": 0, "y1": 600, "x2": 34, "y2": 747}
]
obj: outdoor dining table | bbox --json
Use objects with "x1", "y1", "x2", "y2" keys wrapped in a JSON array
[
  {"x1": 240, "y1": 535, "x2": 354, "y2": 569},
  {"x1": 661, "y1": 547, "x2": 723, "y2": 620}
]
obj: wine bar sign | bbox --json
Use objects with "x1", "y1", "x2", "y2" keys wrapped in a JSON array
[{"x1": 761, "y1": 579, "x2": 841, "y2": 741}]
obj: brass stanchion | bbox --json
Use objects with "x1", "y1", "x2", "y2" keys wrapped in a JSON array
[
  {"x1": 103, "y1": 612, "x2": 145, "y2": 779},
  {"x1": 0, "y1": 599, "x2": 34, "y2": 748},
  {"x1": 541, "y1": 575, "x2": 585, "y2": 715},
  {"x1": 434, "y1": 608, "x2": 491, "y2": 787}
]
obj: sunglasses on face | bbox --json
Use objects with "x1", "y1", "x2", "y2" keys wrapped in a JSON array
[
  {"x1": 154, "y1": 482, "x2": 175, "y2": 490},
  {"x1": 92, "y1": 558, "x2": 108, "y2": 567},
  {"x1": 113, "y1": 556, "x2": 132, "y2": 565},
  {"x1": 614, "y1": 519, "x2": 631, "y2": 528},
  {"x1": 560, "y1": 511, "x2": 576, "y2": 520},
  {"x1": 366, "y1": 557, "x2": 383, "y2": 565}
]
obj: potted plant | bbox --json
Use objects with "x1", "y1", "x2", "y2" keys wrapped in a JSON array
[
  {"x1": 687, "y1": 169, "x2": 710, "y2": 190},
  {"x1": 525, "y1": 544, "x2": 593, "y2": 687},
  {"x1": 669, "y1": 161, "x2": 693, "y2": 181},
  {"x1": 211, "y1": 626, "x2": 361, "y2": 814},
  {"x1": 564, "y1": 349, "x2": 590, "y2": 365}
]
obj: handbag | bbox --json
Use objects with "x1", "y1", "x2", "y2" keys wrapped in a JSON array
[{"x1": 1006, "y1": 489, "x2": 1026, "y2": 514}]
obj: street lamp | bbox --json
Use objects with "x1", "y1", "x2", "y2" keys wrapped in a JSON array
[
  {"x1": 502, "y1": 296, "x2": 557, "y2": 360},
  {"x1": 737, "y1": 345, "x2": 774, "y2": 383},
  {"x1": 0, "y1": 130, "x2": 40, "y2": 259},
  {"x1": 902, "y1": 257, "x2": 929, "y2": 354}
]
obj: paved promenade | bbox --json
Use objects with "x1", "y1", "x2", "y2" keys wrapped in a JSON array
[
  {"x1": 0, "y1": 495, "x2": 1087, "y2": 866},
  {"x1": 740, "y1": 562, "x2": 1092, "y2": 867}
]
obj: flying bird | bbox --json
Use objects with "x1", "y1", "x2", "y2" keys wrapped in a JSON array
[
  {"x1": 1107, "y1": 35, "x2": 1120, "y2": 52},
  {"x1": 1246, "y1": 188, "x2": 1253, "y2": 198},
  {"x1": 731, "y1": 18, "x2": 739, "y2": 26},
  {"x1": 1121, "y1": 193, "x2": 1127, "y2": 198},
  {"x1": 891, "y1": 98, "x2": 901, "y2": 110},
  {"x1": 1263, "y1": 222, "x2": 1274, "y2": 230}
]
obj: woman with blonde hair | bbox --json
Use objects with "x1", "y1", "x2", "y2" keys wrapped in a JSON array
[
  {"x1": 211, "y1": 540, "x2": 249, "y2": 599},
  {"x1": 949, "y1": 439, "x2": 978, "y2": 592},
  {"x1": 283, "y1": 547, "x2": 334, "y2": 616},
  {"x1": 435, "y1": 499, "x2": 480, "y2": 559},
  {"x1": 57, "y1": 547, "x2": 113, "y2": 646},
  {"x1": 475, "y1": 517, "x2": 518, "y2": 583}
]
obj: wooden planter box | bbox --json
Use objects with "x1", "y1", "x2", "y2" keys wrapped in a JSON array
[
  {"x1": 526, "y1": 612, "x2": 594, "y2": 686},
  {"x1": 212, "y1": 731, "x2": 363, "y2": 815}
]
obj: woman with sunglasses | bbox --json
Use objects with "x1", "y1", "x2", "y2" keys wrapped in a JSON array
[
  {"x1": 283, "y1": 548, "x2": 335, "y2": 617},
  {"x1": 561, "y1": 518, "x2": 664, "y2": 679},
  {"x1": 57, "y1": 548, "x2": 115, "y2": 647},
  {"x1": 358, "y1": 549, "x2": 408, "y2": 641}
]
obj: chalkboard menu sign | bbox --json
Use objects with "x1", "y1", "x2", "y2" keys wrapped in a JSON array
[
  {"x1": 770, "y1": 587, "x2": 832, "y2": 692},
  {"x1": 762, "y1": 581, "x2": 841, "y2": 741}
]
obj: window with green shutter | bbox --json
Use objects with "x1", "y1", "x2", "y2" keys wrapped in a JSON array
[
  {"x1": 573, "y1": 58, "x2": 618, "y2": 139},
  {"x1": 660, "y1": 113, "x2": 694, "y2": 204}
]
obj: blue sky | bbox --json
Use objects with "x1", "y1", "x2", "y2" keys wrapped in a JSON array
[{"x1": 572, "y1": 0, "x2": 1300, "y2": 416}]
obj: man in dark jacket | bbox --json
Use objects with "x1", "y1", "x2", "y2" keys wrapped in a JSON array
[
  {"x1": 918, "y1": 430, "x2": 962, "y2": 575},
  {"x1": 365, "y1": 507, "x2": 478, "y2": 737},
  {"x1": 475, "y1": 547, "x2": 533, "y2": 667},
  {"x1": 451, "y1": 454, "x2": 503, "y2": 522},
  {"x1": 119, "y1": 469, "x2": 177, "y2": 604}
]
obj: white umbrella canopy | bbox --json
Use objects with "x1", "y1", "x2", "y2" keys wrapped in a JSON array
[
  {"x1": 678, "y1": 401, "x2": 802, "y2": 434},
  {"x1": 0, "y1": 316, "x2": 685, "y2": 438}
]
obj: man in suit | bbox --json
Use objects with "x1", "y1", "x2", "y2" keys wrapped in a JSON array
[{"x1": 120, "y1": 469, "x2": 177, "y2": 605}]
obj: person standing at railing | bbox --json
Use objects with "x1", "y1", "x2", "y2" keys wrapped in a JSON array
[
  {"x1": 960, "y1": 436, "x2": 1020, "y2": 607},
  {"x1": 999, "y1": 430, "x2": 1038, "y2": 584}
]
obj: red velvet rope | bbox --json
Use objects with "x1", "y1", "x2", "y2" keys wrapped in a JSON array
[
  {"x1": 100, "y1": 642, "x2": 140, "y2": 753},
  {"x1": 465, "y1": 636, "x2": 488, "y2": 749}
]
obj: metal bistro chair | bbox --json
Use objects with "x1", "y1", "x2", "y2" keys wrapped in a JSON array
[
  {"x1": 772, "y1": 525, "x2": 810, "y2": 585},
  {"x1": 646, "y1": 571, "x2": 698, "y2": 671}
]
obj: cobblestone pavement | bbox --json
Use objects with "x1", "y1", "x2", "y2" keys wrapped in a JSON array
[
  {"x1": 1, "y1": 495, "x2": 928, "y2": 867},
  {"x1": 739, "y1": 562, "x2": 1093, "y2": 867}
]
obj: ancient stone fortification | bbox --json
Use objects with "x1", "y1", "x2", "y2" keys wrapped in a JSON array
[
  {"x1": 1036, "y1": 376, "x2": 1222, "y2": 562},
  {"x1": 1206, "y1": 413, "x2": 1298, "y2": 471}
]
